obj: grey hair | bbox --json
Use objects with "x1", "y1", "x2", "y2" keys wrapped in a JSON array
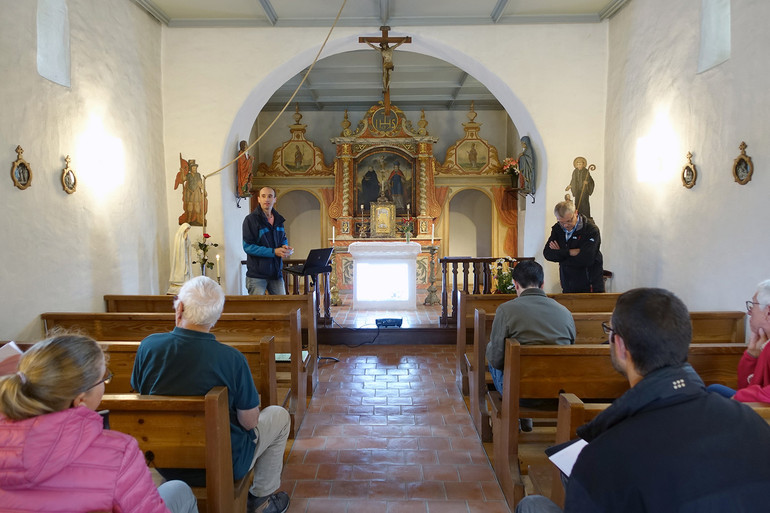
[
  {"x1": 175, "y1": 276, "x2": 225, "y2": 327},
  {"x1": 756, "y1": 279, "x2": 770, "y2": 307},
  {"x1": 554, "y1": 200, "x2": 576, "y2": 218}
]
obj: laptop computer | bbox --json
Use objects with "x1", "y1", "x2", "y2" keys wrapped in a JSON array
[{"x1": 284, "y1": 247, "x2": 334, "y2": 275}]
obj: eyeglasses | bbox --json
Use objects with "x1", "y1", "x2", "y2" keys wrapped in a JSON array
[
  {"x1": 746, "y1": 300, "x2": 760, "y2": 314},
  {"x1": 90, "y1": 369, "x2": 113, "y2": 389},
  {"x1": 601, "y1": 322, "x2": 620, "y2": 343}
]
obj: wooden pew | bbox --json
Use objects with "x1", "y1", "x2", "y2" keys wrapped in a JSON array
[
  {"x1": 99, "y1": 387, "x2": 252, "y2": 513},
  {"x1": 104, "y1": 294, "x2": 320, "y2": 394},
  {"x1": 487, "y1": 339, "x2": 746, "y2": 510},
  {"x1": 41, "y1": 310, "x2": 307, "y2": 437},
  {"x1": 97, "y1": 338, "x2": 278, "y2": 409},
  {"x1": 542, "y1": 394, "x2": 770, "y2": 508},
  {"x1": 456, "y1": 292, "x2": 622, "y2": 394}
]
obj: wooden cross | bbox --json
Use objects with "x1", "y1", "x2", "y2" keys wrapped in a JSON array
[{"x1": 359, "y1": 26, "x2": 411, "y2": 115}]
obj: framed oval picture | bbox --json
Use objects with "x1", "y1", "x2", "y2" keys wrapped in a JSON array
[
  {"x1": 682, "y1": 152, "x2": 697, "y2": 189},
  {"x1": 733, "y1": 141, "x2": 753, "y2": 185},
  {"x1": 61, "y1": 155, "x2": 77, "y2": 194},
  {"x1": 10, "y1": 145, "x2": 32, "y2": 190}
]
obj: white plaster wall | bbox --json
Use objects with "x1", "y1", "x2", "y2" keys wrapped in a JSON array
[
  {"x1": 0, "y1": 0, "x2": 166, "y2": 340},
  {"x1": 161, "y1": 24, "x2": 607, "y2": 294},
  {"x1": 603, "y1": 0, "x2": 769, "y2": 310}
]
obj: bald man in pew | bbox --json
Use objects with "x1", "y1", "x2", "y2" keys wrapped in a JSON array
[
  {"x1": 131, "y1": 276, "x2": 291, "y2": 513},
  {"x1": 517, "y1": 288, "x2": 770, "y2": 513}
]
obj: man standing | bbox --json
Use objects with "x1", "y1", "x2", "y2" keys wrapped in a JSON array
[
  {"x1": 516, "y1": 288, "x2": 770, "y2": 513},
  {"x1": 543, "y1": 200, "x2": 604, "y2": 293},
  {"x1": 243, "y1": 186, "x2": 293, "y2": 295},
  {"x1": 131, "y1": 276, "x2": 291, "y2": 513},
  {"x1": 486, "y1": 261, "x2": 575, "y2": 395}
]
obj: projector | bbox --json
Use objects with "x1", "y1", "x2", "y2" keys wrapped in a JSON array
[{"x1": 375, "y1": 318, "x2": 402, "y2": 327}]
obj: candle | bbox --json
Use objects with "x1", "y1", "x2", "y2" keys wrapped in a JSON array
[
  {"x1": 431, "y1": 223, "x2": 434, "y2": 244},
  {"x1": 216, "y1": 254, "x2": 220, "y2": 278},
  {"x1": 332, "y1": 226, "x2": 335, "y2": 244}
]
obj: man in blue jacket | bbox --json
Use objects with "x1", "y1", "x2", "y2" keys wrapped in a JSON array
[
  {"x1": 516, "y1": 288, "x2": 770, "y2": 513},
  {"x1": 242, "y1": 186, "x2": 293, "y2": 295}
]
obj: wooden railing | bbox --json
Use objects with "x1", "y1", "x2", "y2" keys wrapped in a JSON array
[
  {"x1": 439, "y1": 256, "x2": 535, "y2": 326},
  {"x1": 241, "y1": 259, "x2": 332, "y2": 326}
]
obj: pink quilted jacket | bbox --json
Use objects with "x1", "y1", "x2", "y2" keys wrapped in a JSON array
[{"x1": 0, "y1": 406, "x2": 171, "y2": 513}]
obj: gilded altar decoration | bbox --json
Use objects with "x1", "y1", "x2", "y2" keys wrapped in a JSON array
[
  {"x1": 436, "y1": 102, "x2": 501, "y2": 175},
  {"x1": 681, "y1": 152, "x2": 697, "y2": 189}
]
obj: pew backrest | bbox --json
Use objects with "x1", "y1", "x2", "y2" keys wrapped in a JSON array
[
  {"x1": 98, "y1": 386, "x2": 252, "y2": 513},
  {"x1": 98, "y1": 337, "x2": 278, "y2": 408}
]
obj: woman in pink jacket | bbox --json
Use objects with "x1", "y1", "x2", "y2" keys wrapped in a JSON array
[{"x1": 0, "y1": 334, "x2": 197, "y2": 513}]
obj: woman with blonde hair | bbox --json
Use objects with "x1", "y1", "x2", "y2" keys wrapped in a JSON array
[{"x1": 0, "y1": 334, "x2": 197, "y2": 513}]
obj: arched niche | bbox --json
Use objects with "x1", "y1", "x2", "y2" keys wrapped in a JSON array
[
  {"x1": 448, "y1": 189, "x2": 492, "y2": 257},
  {"x1": 275, "y1": 189, "x2": 321, "y2": 259}
]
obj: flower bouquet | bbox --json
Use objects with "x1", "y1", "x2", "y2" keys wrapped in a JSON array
[
  {"x1": 502, "y1": 157, "x2": 520, "y2": 188},
  {"x1": 492, "y1": 256, "x2": 517, "y2": 294},
  {"x1": 192, "y1": 233, "x2": 219, "y2": 276},
  {"x1": 399, "y1": 216, "x2": 414, "y2": 242}
]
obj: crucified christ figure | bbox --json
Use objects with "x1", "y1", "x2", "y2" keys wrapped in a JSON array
[
  {"x1": 360, "y1": 27, "x2": 411, "y2": 114},
  {"x1": 364, "y1": 39, "x2": 406, "y2": 94}
]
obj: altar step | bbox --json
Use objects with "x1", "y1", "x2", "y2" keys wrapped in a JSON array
[{"x1": 320, "y1": 303, "x2": 453, "y2": 345}]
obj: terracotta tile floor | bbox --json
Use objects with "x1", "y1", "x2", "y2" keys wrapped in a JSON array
[{"x1": 281, "y1": 344, "x2": 510, "y2": 513}]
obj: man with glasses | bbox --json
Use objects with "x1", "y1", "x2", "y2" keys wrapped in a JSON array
[
  {"x1": 516, "y1": 288, "x2": 770, "y2": 513},
  {"x1": 543, "y1": 200, "x2": 604, "y2": 293}
]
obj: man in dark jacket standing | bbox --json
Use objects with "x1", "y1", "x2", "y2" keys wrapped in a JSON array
[
  {"x1": 543, "y1": 200, "x2": 604, "y2": 293},
  {"x1": 516, "y1": 288, "x2": 770, "y2": 513},
  {"x1": 242, "y1": 186, "x2": 293, "y2": 295}
]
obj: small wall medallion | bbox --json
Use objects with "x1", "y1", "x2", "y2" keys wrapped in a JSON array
[
  {"x1": 10, "y1": 145, "x2": 32, "y2": 190},
  {"x1": 61, "y1": 155, "x2": 77, "y2": 194},
  {"x1": 733, "y1": 141, "x2": 753, "y2": 185},
  {"x1": 682, "y1": 152, "x2": 697, "y2": 189}
]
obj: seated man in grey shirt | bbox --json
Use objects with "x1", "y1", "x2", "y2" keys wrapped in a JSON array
[{"x1": 486, "y1": 260, "x2": 576, "y2": 395}]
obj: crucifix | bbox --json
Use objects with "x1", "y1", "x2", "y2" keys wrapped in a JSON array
[{"x1": 359, "y1": 26, "x2": 411, "y2": 115}]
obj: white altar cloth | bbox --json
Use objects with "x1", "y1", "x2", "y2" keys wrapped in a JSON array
[{"x1": 348, "y1": 241, "x2": 421, "y2": 309}]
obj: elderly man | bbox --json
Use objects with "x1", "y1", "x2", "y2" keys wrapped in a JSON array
[
  {"x1": 709, "y1": 279, "x2": 770, "y2": 402},
  {"x1": 486, "y1": 260, "x2": 576, "y2": 395},
  {"x1": 516, "y1": 288, "x2": 770, "y2": 513},
  {"x1": 543, "y1": 200, "x2": 604, "y2": 293},
  {"x1": 131, "y1": 276, "x2": 291, "y2": 513}
]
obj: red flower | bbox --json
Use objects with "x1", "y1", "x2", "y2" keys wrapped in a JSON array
[{"x1": 203, "y1": 233, "x2": 211, "y2": 238}]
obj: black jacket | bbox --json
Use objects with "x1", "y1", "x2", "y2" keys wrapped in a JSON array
[
  {"x1": 543, "y1": 215, "x2": 604, "y2": 293},
  {"x1": 242, "y1": 208, "x2": 288, "y2": 279},
  {"x1": 565, "y1": 364, "x2": 770, "y2": 513}
]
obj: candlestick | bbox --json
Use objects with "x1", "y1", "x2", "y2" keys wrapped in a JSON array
[
  {"x1": 431, "y1": 223, "x2": 434, "y2": 244},
  {"x1": 332, "y1": 226, "x2": 335, "y2": 244},
  {"x1": 216, "y1": 254, "x2": 220, "y2": 278}
]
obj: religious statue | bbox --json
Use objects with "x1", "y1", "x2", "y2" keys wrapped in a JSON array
[
  {"x1": 517, "y1": 136, "x2": 536, "y2": 195},
  {"x1": 175, "y1": 155, "x2": 207, "y2": 226},
  {"x1": 236, "y1": 141, "x2": 253, "y2": 207},
  {"x1": 364, "y1": 39, "x2": 407, "y2": 94},
  {"x1": 359, "y1": 26, "x2": 411, "y2": 114},
  {"x1": 565, "y1": 156, "x2": 595, "y2": 218},
  {"x1": 167, "y1": 223, "x2": 192, "y2": 294}
]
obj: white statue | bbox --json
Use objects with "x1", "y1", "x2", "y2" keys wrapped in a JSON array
[{"x1": 167, "y1": 223, "x2": 192, "y2": 294}]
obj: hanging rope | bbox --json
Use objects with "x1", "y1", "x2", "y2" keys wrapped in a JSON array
[{"x1": 200, "y1": 0, "x2": 349, "y2": 234}]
